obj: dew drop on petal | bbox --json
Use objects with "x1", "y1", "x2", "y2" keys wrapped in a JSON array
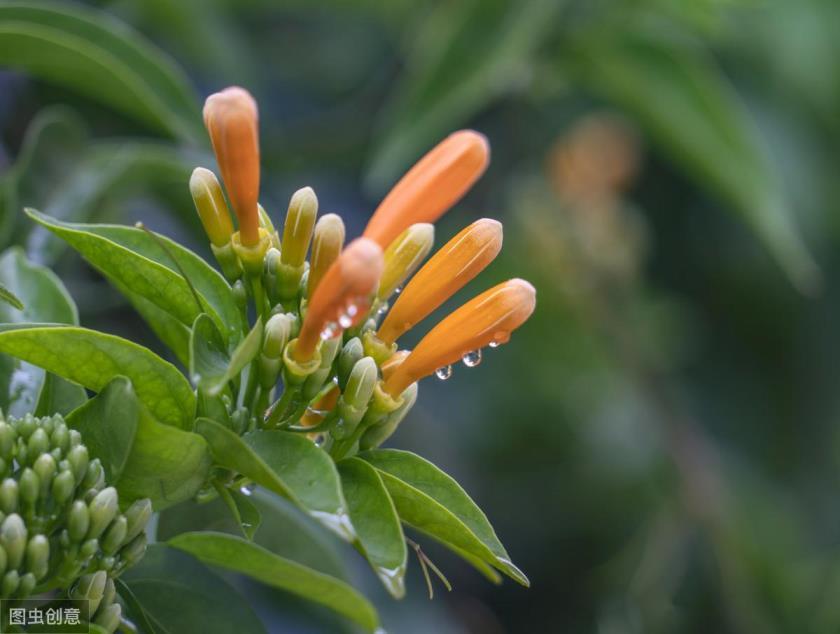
[
  {"x1": 240, "y1": 483, "x2": 256, "y2": 496},
  {"x1": 321, "y1": 321, "x2": 339, "y2": 340},
  {"x1": 488, "y1": 340, "x2": 501, "y2": 348},
  {"x1": 462, "y1": 349, "x2": 482, "y2": 367},
  {"x1": 376, "y1": 303, "x2": 389, "y2": 317},
  {"x1": 435, "y1": 365, "x2": 453, "y2": 380},
  {"x1": 394, "y1": 285, "x2": 403, "y2": 295},
  {"x1": 338, "y1": 313, "x2": 353, "y2": 329},
  {"x1": 313, "y1": 433, "x2": 326, "y2": 447},
  {"x1": 346, "y1": 303, "x2": 359, "y2": 317}
]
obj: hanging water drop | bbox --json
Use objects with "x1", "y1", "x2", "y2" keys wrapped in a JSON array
[
  {"x1": 462, "y1": 349, "x2": 482, "y2": 367},
  {"x1": 313, "y1": 433, "x2": 326, "y2": 447},
  {"x1": 435, "y1": 365, "x2": 453, "y2": 380},
  {"x1": 376, "y1": 302, "x2": 389, "y2": 317},
  {"x1": 346, "y1": 303, "x2": 359, "y2": 317},
  {"x1": 394, "y1": 285, "x2": 403, "y2": 295},
  {"x1": 488, "y1": 340, "x2": 501, "y2": 348},
  {"x1": 338, "y1": 313, "x2": 353, "y2": 329},
  {"x1": 239, "y1": 482, "x2": 256, "y2": 496},
  {"x1": 321, "y1": 321, "x2": 338, "y2": 340}
]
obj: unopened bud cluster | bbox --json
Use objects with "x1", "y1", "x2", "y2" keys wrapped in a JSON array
[
  {"x1": 194, "y1": 86, "x2": 537, "y2": 460},
  {"x1": 0, "y1": 411, "x2": 150, "y2": 630}
]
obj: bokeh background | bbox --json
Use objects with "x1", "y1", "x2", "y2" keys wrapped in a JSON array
[{"x1": 2, "y1": 1, "x2": 840, "y2": 632}]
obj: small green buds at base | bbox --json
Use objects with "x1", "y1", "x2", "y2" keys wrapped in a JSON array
[
  {"x1": 337, "y1": 337, "x2": 364, "y2": 390},
  {"x1": 282, "y1": 339, "x2": 323, "y2": 384},
  {"x1": 94, "y1": 603, "x2": 122, "y2": 633},
  {"x1": 69, "y1": 500, "x2": 90, "y2": 542},
  {"x1": 308, "y1": 213, "x2": 345, "y2": 297},
  {"x1": 72, "y1": 570, "x2": 107, "y2": 614},
  {"x1": 378, "y1": 223, "x2": 434, "y2": 300},
  {"x1": 360, "y1": 383, "x2": 419, "y2": 450},
  {"x1": 25, "y1": 534, "x2": 49, "y2": 580},
  {"x1": 123, "y1": 499, "x2": 152, "y2": 544},
  {"x1": 190, "y1": 167, "x2": 235, "y2": 248},
  {"x1": 211, "y1": 241, "x2": 243, "y2": 282},
  {"x1": 101, "y1": 516, "x2": 127, "y2": 555},
  {"x1": 0, "y1": 479, "x2": 18, "y2": 514},
  {"x1": 260, "y1": 313, "x2": 294, "y2": 390},
  {"x1": 87, "y1": 487, "x2": 119, "y2": 540},
  {"x1": 1, "y1": 514, "x2": 27, "y2": 569},
  {"x1": 276, "y1": 187, "x2": 318, "y2": 301},
  {"x1": 232, "y1": 228, "x2": 272, "y2": 276},
  {"x1": 338, "y1": 357, "x2": 378, "y2": 427}
]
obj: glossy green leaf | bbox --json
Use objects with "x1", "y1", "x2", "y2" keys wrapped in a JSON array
[
  {"x1": 169, "y1": 532, "x2": 379, "y2": 632},
  {"x1": 121, "y1": 544, "x2": 266, "y2": 634},
  {"x1": 0, "y1": 284, "x2": 23, "y2": 310},
  {"x1": 0, "y1": 325, "x2": 195, "y2": 429},
  {"x1": 360, "y1": 448, "x2": 528, "y2": 586},
  {"x1": 338, "y1": 457, "x2": 407, "y2": 598},
  {"x1": 217, "y1": 485, "x2": 262, "y2": 540},
  {"x1": 191, "y1": 316, "x2": 262, "y2": 396},
  {"x1": 66, "y1": 377, "x2": 138, "y2": 482},
  {"x1": 0, "y1": 2, "x2": 203, "y2": 141},
  {"x1": 123, "y1": 288, "x2": 191, "y2": 368},
  {"x1": 26, "y1": 209, "x2": 234, "y2": 341},
  {"x1": 115, "y1": 578, "x2": 161, "y2": 634},
  {"x1": 575, "y1": 29, "x2": 818, "y2": 291},
  {"x1": 33, "y1": 372, "x2": 88, "y2": 417},
  {"x1": 0, "y1": 247, "x2": 83, "y2": 417},
  {"x1": 366, "y1": 0, "x2": 559, "y2": 190},
  {"x1": 195, "y1": 419, "x2": 354, "y2": 541},
  {"x1": 157, "y1": 490, "x2": 349, "y2": 580}
]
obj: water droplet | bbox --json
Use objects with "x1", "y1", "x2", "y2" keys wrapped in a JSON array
[
  {"x1": 332, "y1": 419, "x2": 348, "y2": 439},
  {"x1": 346, "y1": 303, "x2": 359, "y2": 317},
  {"x1": 313, "y1": 433, "x2": 326, "y2": 447},
  {"x1": 376, "y1": 302, "x2": 389, "y2": 317},
  {"x1": 462, "y1": 349, "x2": 482, "y2": 367},
  {"x1": 488, "y1": 340, "x2": 501, "y2": 348},
  {"x1": 394, "y1": 285, "x2": 403, "y2": 295},
  {"x1": 239, "y1": 483, "x2": 256, "y2": 496},
  {"x1": 435, "y1": 365, "x2": 453, "y2": 380},
  {"x1": 338, "y1": 313, "x2": 353, "y2": 329},
  {"x1": 320, "y1": 321, "x2": 339, "y2": 340}
]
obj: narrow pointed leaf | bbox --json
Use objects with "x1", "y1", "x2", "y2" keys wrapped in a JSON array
[
  {"x1": 169, "y1": 532, "x2": 379, "y2": 632},
  {"x1": 217, "y1": 485, "x2": 262, "y2": 541},
  {"x1": 0, "y1": 247, "x2": 83, "y2": 417},
  {"x1": 0, "y1": 2, "x2": 203, "y2": 141},
  {"x1": 360, "y1": 448, "x2": 528, "y2": 586},
  {"x1": 0, "y1": 325, "x2": 195, "y2": 429},
  {"x1": 191, "y1": 316, "x2": 262, "y2": 396},
  {"x1": 195, "y1": 419, "x2": 354, "y2": 542},
  {"x1": 0, "y1": 284, "x2": 23, "y2": 310},
  {"x1": 338, "y1": 457, "x2": 407, "y2": 598}
]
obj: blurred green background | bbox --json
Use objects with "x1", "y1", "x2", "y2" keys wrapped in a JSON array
[{"x1": 2, "y1": 0, "x2": 840, "y2": 632}]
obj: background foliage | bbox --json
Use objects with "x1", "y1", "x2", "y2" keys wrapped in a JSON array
[{"x1": 1, "y1": 0, "x2": 839, "y2": 632}]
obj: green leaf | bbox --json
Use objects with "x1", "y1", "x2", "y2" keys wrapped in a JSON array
[
  {"x1": 169, "y1": 532, "x2": 379, "y2": 632},
  {"x1": 191, "y1": 315, "x2": 261, "y2": 396},
  {"x1": 0, "y1": 284, "x2": 23, "y2": 311},
  {"x1": 574, "y1": 29, "x2": 818, "y2": 291},
  {"x1": 33, "y1": 372, "x2": 87, "y2": 417},
  {"x1": 157, "y1": 490, "x2": 349, "y2": 580},
  {"x1": 360, "y1": 448, "x2": 528, "y2": 586},
  {"x1": 0, "y1": 2, "x2": 202, "y2": 141},
  {"x1": 121, "y1": 544, "x2": 266, "y2": 634},
  {"x1": 66, "y1": 377, "x2": 138, "y2": 482},
  {"x1": 366, "y1": 0, "x2": 560, "y2": 190},
  {"x1": 26, "y1": 209, "x2": 236, "y2": 342},
  {"x1": 338, "y1": 457, "x2": 407, "y2": 598},
  {"x1": 195, "y1": 419, "x2": 354, "y2": 542},
  {"x1": 115, "y1": 578, "x2": 162, "y2": 634},
  {"x1": 0, "y1": 247, "x2": 83, "y2": 417},
  {"x1": 217, "y1": 485, "x2": 262, "y2": 540},
  {"x1": 0, "y1": 325, "x2": 195, "y2": 429},
  {"x1": 66, "y1": 377, "x2": 210, "y2": 509},
  {"x1": 123, "y1": 288, "x2": 192, "y2": 368}
]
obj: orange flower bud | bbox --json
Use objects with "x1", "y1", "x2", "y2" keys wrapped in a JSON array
[
  {"x1": 383, "y1": 279, "x2": 536, "y2": 397},
  {"x1": 363, "y1": 130, "x2": 489, "y2": 248},
  {"x1": 294, "y1": 238, "x2": 383, "y2": 362},
  {"x1": 203, "y1": 86, "x2": 261, "y2": 246},
  {"x1": 378, "y1": 218, "x2": 503, "y2": 345}
]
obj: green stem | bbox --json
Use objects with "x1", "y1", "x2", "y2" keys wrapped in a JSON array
[{"x1": 265, "y1": 386, "x2": 299, "y2": 428}]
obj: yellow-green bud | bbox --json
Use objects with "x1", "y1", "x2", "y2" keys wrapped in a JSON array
[
  {"x1": 52, "y1": 470, "x2": 76, "y2": 504},
  {"x1": 102, "y1": 577, "x2": 116, "y2": 610},
  {"x1": 0, "y1": 514, "x2": 27, "y2": 569},
  {"x1": 81, "y1": 458, "x2": 102, "y2": 490},
  {"x1": 258, "y1": 203, "x2": 281, "y2": 249},
  {"x1": 17, "y1": 415, "x2": 35, "y2": 439},
  {"x1": 80, "y1": 538, "x2": 99, "y2": 559},
  {"x1": 27, "y1": 427, "x2": 49, "y2": 458},
  {"x1": 72, "y1": 570, "x2": 107, "y2": 614},
  {"x1": 302, "y1": 335, "x2": 342, "y2": 400},
  {"x1": 123, "y1": 499, "x2": 152, "y2": 544},
  {"x1": 282, "y1": 339, "x2": 322, "y2": 385},
  {"x1": 67, "y1": 445, "x2": 89, "y2": 483},
  {"x1": 282, "y1": 187, "x2": 318, "y2": 267},
  {"x1": 102, "y1": 516, "x2": 127, "y2": 555},
  {"x1": 263, "y1": 313, "x2": 293, "y2": 360},
  {"x1": 360, "y1": 383, "x2": 418, "y2": 449},
  {"x1": 25, "y1": 534, "x2": 49, "y2": 580},
  {"x1": 95, "y1": 603, "x2": 122, "y2": 633},
  {"x1": 190, "y1": 167, "x2": 235, "y2": 248},
  {"x1": 0, "y1": 479, "x2": 17, "y2": 515},
  {"x1": 377, "y1": 223, "x2": 434, "y2": 300},
  {"x1": 1, "y1": 570, "x2": 18, "y2": 596},
  {"x1": 308, "y1": 213, "x2": 345, "y2": 297},
  {"x1": 69, "y1": 500, "x2": 89, "y2": 542},
  {"x1": 0, "y1": 423, "x2": 14, "y2": 459},
  {"x1": 232, "y1": 228, "x2": 272, "y2": 277},
  {"x1": 16, "y1": 571, "x2": 35, "y2": 598},
  {"x1": 33, "y1": 453, "x2": 56, "y2": 495},
  {"x1": 337, "y1": 337, "x2": 364, "y2": 390},
  {"x1": 119, "y1": 533, "x2": 147, "y2": 568},
  {"x1": 51, "y1": 423, "x2": 70, "y2": 454},
  {"x1": 19, "y1": 468, "x2": 39, "y2": 505},
  {"x1": 362, "y1": 330, "x2": 397, "y2": 365},
  {"x1": 211, "y1": 242, "x2": 243, "y2": 283},
  {"x1": 87, "y1": 487, "x2": 119, "y2": 540},
  {"x1": 339, "y1": 357, "x2": 378, "y2": 426}
]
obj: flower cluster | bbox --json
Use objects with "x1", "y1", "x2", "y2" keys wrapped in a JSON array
[
  {"x1": 0, "y1": 411, "x2": 151, "y2": 633},
  {"x1": 194, "y1": 86, "x2": 536, "y2": 456}
]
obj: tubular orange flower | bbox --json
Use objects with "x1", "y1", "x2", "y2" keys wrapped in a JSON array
[
  {"x1": 294, "y1": 238, "x2": 383, "y2": 362},
  {"x1": 363, "y1": 130, "x2": 489, "y2": 248},
  {"x1": 300, "y1": 385, "x2": 340, "y2": 428},
  {"x1": 203, "y1": 86, "x2": 261, "y2": 246},
  {"x1": 377, "y1": 218, "x2": 503, "y2": 345},
  {"x1": 383, "y1": 279, "x2": 536, "y2": 397}
]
